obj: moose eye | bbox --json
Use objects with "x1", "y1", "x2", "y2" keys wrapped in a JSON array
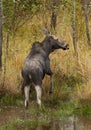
[{"x1": 51, "y1": 46, "x2": 55, "y2": 51}]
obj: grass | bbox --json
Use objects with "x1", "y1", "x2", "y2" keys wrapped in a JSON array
[
  {"x1": 0, "y1": 101, "x2": 75, "y2": 130},
  {"x1": 0, "y1": 73, "x2": 87, "y2": 118},
  {"x1": 0, "y1": 93, "x2": 23, "y2": 106},
  {"x1": 0, "y1": 99, "x2": 90, "y2": 130},
  {"x1": 0, "y1": 60, "x2": 91, "y2": 119}
]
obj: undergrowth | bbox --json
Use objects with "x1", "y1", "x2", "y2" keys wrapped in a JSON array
[{"x1": 0, "y1": 16, "x2": 91, "y2": 118}]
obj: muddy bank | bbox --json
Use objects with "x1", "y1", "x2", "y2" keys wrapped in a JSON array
[{"x1": 0, "y1": 106, "x2": 24, "y2": 125}]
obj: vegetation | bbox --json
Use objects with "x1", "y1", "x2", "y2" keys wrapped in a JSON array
[{"x1": 0, "y1": 0, "x2": 91, "y2": 127}]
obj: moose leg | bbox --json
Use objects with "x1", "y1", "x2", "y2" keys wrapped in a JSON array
[
  {"x1": 24, "y1": 86, "x2": 30, "y2": 108},
  {"x1": 49, "y1": 74, "x2": 54, "y2": 94},
  {"x1": 35, "y1": 85, "x2": 42, "y2": 108}
]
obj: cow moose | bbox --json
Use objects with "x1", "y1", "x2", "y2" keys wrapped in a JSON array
[{"x1": 21, "y1": 29, "x2": 69, "y2": 109}]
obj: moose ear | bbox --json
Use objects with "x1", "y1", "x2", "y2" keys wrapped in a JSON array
[{"x1": 42, "y1": 28, "x2": 51, "y2": 36}]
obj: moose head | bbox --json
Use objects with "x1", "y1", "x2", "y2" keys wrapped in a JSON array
[{"x1": 42, "y1": 28, "x2": 69, "y2": 53}]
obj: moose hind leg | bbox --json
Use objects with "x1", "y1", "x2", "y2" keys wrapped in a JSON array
[
  {"x1": 35, "y1": 85, "x2": 42, "y2": 108},
  {"x1": 24, "y1": 86, "x2": 30, "y2": 108}
]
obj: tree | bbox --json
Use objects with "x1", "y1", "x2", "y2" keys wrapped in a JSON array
[
  {"x1": 72, "y1": 0, "x2": 77, "y2": 55},
  {"x1": 3, "y1": 0, "x2": 43, "y2": 34},
  {"x1": 83, "y1": 0, "x2": 91, "y2": 45},
  {"x1": 51, "y1": 0, "x2": 60, "y2": 30},
  {"x1": 0, "y1": 0, "x2": 3, "y2": 69}
]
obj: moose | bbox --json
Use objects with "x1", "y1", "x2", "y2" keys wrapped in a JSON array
[{"x1": 21, "y1": 29, "x2": 69, "y2": 108}]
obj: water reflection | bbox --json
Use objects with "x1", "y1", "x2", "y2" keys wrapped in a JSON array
[
  {"x1": 18, "y1": 114, "x2": 91, "y2": 130},
  {"x1": 37, "y1": 116, "x2": 80, "y2": 130},
  {"x1": 32, "y1": 117, "x2": 91, "y2": 130},
  {"x1": 1, "y1": 107, "x2": 91, "y2": 130}
]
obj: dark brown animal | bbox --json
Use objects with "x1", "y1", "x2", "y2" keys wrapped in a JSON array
[{"x1": 21, "y1": 30, "x2": 69, "y2": 108}]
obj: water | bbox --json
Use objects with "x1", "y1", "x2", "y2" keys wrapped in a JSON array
[
  {"x1": 14, "y1": 115, "x2": 91, "y2": 130},
  {"x1": 0, "y1": 106, "x2": 91, "y2": 130}
]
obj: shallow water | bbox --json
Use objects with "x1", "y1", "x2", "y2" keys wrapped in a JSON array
[
  {"x1": 14, "y1": 116, "x2": 91, "y2": 130},
  {"x1": 20, "y1": 117, "x2": 91, "y2": 130},
  {"x1": 0, "y1": 106, "x2": 91, "y2": 130}
]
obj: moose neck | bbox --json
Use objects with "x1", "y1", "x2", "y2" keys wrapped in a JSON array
[{"x1": 41, "y1": 40, "x2": 53, "y2": 56}]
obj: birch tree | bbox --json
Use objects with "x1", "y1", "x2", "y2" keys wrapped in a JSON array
[
  {"x1": 0, "y1": 0, "x2": 2, "y2": 69},
  {"x1": 72, "y1": 0, "x2": 77, "y2": 55},
  {"x1": 83, "y1": 0, "x2": 91, "y2": 45},
  {"x1": 50, "y1": 0, "x2": 60, "y2": 30}
]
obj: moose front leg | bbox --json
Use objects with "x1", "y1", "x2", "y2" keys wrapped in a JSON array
[
  {"x1": 46, "y1": 69, "x2": 54, "y2": 94},
  {"x1": 45, "y1": 57, "x2": 54, "y2": 94},
  {"x1": 49, "y1": 74, "x2": 54, "y2": 94}
]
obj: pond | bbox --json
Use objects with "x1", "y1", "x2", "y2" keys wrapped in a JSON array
[{"x1": 0, "y1": 106, "x2": 91, "y2": 130}]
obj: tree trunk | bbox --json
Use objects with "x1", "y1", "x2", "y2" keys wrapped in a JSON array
[
  {"x1": 2, "y1": 32, "x2": 9, "y2": 88},
  {"x1": 72, "y1": 0, "x2": 78, "y2": 56},
  {"x1": 0, "y1": 0, "x2": 3, "y2": 70},
  {"x1": 51, "y1": 10, "x2": 57, "y2": 30},
  {"x1": 50, "y1": 0, "x2": 60, "y2": 30},
  {"x1": 83, "y1": 0, "x2": 91, "y2": 45}
]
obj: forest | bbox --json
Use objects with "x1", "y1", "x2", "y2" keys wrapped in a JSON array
[{"x1": 0, "y1": 0, "x2": 91, "y2": 129}]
